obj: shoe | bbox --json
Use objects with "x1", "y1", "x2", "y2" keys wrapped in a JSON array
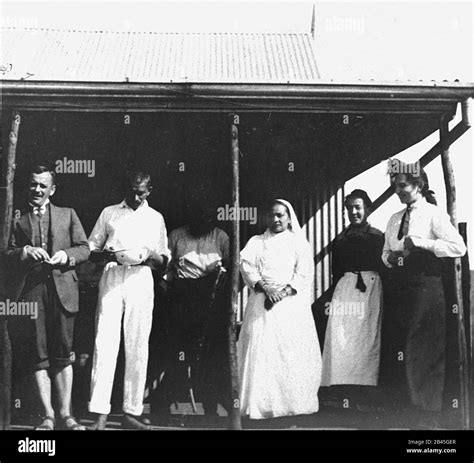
[
  {"x1": 122, "y1": 413, "x2": 152, "y2": 430},
  {"x1": 35, "y1": 416, "x2": 55, "y2": 430},
  {"x1": 60, "y1": 415, "x2": 86, "y2": 430}
]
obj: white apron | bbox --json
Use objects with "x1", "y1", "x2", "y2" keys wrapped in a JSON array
[{"x1": 321, "y1": 271, "x2": 383, "y2": 386}]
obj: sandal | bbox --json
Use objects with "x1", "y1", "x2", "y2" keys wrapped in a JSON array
[
  {"x1": 35, "y1": 416, "x2": 55, "y2": 430},
  {"x1": 61, "y1": 415, "x2": 86, "y2": 431}
]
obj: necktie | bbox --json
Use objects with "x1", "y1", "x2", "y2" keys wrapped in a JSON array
[
  {"x1": 397, "y1": 205, "x2": 412, "y2": 240},
  {"x1": 32, "y1": 205, "x2": 46, "y2": 216},
  {"x1": 355, "y1": 271, "x2": 367, "y2": 293}
]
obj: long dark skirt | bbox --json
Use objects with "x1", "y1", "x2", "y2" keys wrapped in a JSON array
[
  {"x1": 151, "y1": 272, "x2": 230, "y2": 415},
  {"x1": 380, "y1": 274, "x2": 445, "y2": 412}
]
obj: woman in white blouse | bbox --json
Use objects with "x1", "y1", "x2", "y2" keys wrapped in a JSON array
[
  {"x1": 238, "y1": 199, "x2": 322, "y2": 419},
  {"x1": 381, "y1": 165, "x2": 466, "y2": 429}
]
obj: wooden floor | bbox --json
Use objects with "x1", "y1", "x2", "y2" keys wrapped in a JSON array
[{"x1": 10, "y1": 402, "x2": 450, "y2": 431}]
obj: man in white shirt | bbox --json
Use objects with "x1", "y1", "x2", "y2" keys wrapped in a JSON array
[{"x1": 87, "y1": 171, "x2": 170, "y2": 430}]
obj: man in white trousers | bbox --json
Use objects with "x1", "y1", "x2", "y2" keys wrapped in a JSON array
[{"x1": 87, "y1": 171, "x2": 169, "y2": 430}]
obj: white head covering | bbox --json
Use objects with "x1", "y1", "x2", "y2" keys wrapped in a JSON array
[
  {"x1": 273, "y1": 199, "x2": 302, "y2": 235},
  {"x1": 272, "y1": 199, "x2": 314, "y2": 304}
]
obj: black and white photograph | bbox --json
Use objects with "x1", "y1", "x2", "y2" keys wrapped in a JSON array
[{"x1": 0, "y1": 0, "x2": 473, "y2": 456}]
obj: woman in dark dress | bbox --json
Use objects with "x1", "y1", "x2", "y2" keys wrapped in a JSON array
[{"x1": 321, "y1": 190, "x2": 384, "y2": 411}]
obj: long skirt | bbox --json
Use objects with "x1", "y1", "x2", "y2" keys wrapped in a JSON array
[
  {"x1": 238, "y1": 291, "x2": 321, "y2": 419},
  {"x1": 321, "y1": 271, "x2": 383, "y2": 386},
  {"x1": 152, "y1": 272, "x2": 229, "y2": 414},
  {"x1": 380, "y1": 275, "x2": 446, "y2": 411}
]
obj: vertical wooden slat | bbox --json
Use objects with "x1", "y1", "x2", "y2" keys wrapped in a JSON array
[
  {"x1": 440, "y1": 115, "x2": 470, "y2": 430},
  {"x1": 0, "y1": 109, "x2": 21, "y2": 431},
  {"x1": 0, "y1": 110, "x2": 20, "y2": 248},
  {"x1": 228, "y1": 114, "x2": 242, "y2": 430}
]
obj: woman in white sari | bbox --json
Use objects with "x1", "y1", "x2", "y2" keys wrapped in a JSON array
[{"x1": 238, "y1": 199, "x2": 322, "y2": 419}]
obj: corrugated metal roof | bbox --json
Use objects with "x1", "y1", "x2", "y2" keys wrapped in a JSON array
[{"x1": 0, "y1": 28, "x2": 320, "y2": 83}]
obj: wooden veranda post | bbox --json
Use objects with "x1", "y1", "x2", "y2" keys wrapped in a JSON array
[
  {"x1": 228, "y1": 114, "x2": 242, "y2": 430},
  {"x1": 0, "y1": 110, "x2": 21, "y2": 430},
  {"x1": 440, "y1": 114, "x2": 470, "y2": 430}
]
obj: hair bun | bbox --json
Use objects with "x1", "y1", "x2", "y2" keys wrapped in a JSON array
[{"x1": 423, "y1": 189, "x2": 437, "y2": 205}]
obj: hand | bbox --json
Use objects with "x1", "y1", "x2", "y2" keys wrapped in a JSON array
[
  {"x1": 254, "y1": 280, "x2": 266, "y2": 293},
  {"x1": 387, "y1": 251, "x2": 405, "y2": 267},
  {"x1": 77, "y1": 354, "x2": 90, "y2": 367},
  {"x1": 206, "y1": 260, "x2": 222, "y2": 273},
  {"x1": 279, "y1": 285, "x2": 294, "y2": 299},
  {"x1": 104, "y1": 261, "x2": 118, "y2": 271},
  {"x1": 47, "y1": 250, "x2": 68, "y2": 266},
  {"x1": 25, "y1": 246, "x2": 50, "y2": 262},
  {"x1": 149, "y1": 252, "x2": 165, "y2": 267},
  {"x1": 265, "y1": 286, "x2": 284, "y2": 304},
  {"x1": 403, "y1": 236, "x2": 418, "y2": 251}
]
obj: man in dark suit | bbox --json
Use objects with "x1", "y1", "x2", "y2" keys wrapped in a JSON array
[{"x1": 5, "y1": 165, "x2": 90, "y2": 430}]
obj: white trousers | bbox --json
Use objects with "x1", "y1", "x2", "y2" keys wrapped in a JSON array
[{"x1": 89, "y1": 265, "x2": 154, "y2": 416}]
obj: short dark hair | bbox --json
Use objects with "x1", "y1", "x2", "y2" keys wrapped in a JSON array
[
  {"x1": 30, "y1": 165, "x2": 56, "y2": 185},
  {"x1": 124, "y1": 170, "x2": 152, "y2": 189},
  {"x1": 344, "y1": 189, "x2": 373, "y2": 210}
]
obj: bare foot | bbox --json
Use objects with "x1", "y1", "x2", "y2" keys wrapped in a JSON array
[
  {"x1": 35, "y1": 416, "x2": 55, "y2": 430},
  {"x1": 88, "y1": 414, "x2": 108, "y2": 430},
  {"x1": 60, "y1": 415, "x2": 86, "y2": 430}
]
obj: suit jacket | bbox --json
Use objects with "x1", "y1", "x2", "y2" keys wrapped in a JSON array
[{"x1": 4, "y1": 203, "x2": 90, "y2": 313}]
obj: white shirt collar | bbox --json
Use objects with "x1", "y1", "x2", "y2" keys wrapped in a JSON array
[
  {"x1": 29, "y1": 198, "x2": 50, "y2": 213},
  {"x1": 406, "y1": 196, "x2": 426, "y2": 211},
  {"x1": 120, "y1": 199, "x2": 149, "y2": 210}
]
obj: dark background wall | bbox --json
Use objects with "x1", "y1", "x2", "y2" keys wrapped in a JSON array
[{"x1": 4, "y1": 109, "x2": 467, "y2": 427}]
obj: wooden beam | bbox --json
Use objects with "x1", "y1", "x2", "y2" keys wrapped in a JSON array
[
  {"x1": 2, "y1": 80, "x2": 471, "y2": 113},
  {"x1": 227, "y1": 113, "x2": 242, "y2": 430},
  {"x1": 371, "y1": 119, "x2": 469, "y2": 213},
  {"x1": 0, "y1": 323, "x2": 11, "y2": 431},
  {"x1": 311, "y1": 3, "x2": 316, "y2": 41},
  {"x1": 0, "y1": 110, "x2": 20, "y2": 249},
  {"x1": 0, "y1": 104, "x2": 457, "y2": 115},
  {"x1": 0, "y1": 109, "x2": 20, "y2": 430},
  {"x1": 440, "y1": 118, "x2": 457, "y2": 222},
  {"x1": 440, "y1": 115, "x2": 470, "y2": 430}
]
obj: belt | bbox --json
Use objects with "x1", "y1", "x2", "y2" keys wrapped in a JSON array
[
  {"x1": 104, "y1": 252, "x2": 147, "y2": 267},
  {"x1": 115, "y1": 262, "x2": 146, "y2": 267}
]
